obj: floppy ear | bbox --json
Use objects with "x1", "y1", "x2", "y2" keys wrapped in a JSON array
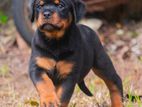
[
  {"x1": 72, "y1": 0, "x2": 86, "y2": 22},
  {"x1": 29, "y1": 0, "x2": 36, "y2": 22}
]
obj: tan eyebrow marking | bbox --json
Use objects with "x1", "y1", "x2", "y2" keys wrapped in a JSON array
[{"x1": 54, "y1": 0, "x2": 60, "y2": 4}]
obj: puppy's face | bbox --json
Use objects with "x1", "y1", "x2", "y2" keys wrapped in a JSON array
[{"x1": 35, "y1": 0, "x2": 72, "y2": 38}]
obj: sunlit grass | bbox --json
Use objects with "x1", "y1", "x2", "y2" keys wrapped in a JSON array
[{"x1": 0, "y1": 70, "x2": 142, "y2": 107}]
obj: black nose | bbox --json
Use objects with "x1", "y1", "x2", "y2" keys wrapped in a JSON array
[{"x1": 43, "y1": 11, "x2": 52, "y2": 19}]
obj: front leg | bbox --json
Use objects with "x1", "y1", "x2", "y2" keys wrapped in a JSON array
[
  {"x1": 29, "y1": 57, "x2": 60, "y2": 107},
  {"x1": 30, "y1": 70, "x2": 60, "y2": 107},
  {"x1": 56, "y1": 77, "x2": 76, "y2": 107}
]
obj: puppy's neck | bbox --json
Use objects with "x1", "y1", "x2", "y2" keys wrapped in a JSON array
[
  {"x1": 35, "y1": 23, "x2": 77, "y2": 49},
  {"x1": 42, "y1": 29, "x2": 65, "y2": 40},
  {"x1": 38, "y1": 23, "x2": 75, "y2": 40}
]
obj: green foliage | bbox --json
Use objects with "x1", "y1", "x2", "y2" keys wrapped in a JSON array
[
  {"x1": 89, "y1": 80, "x2": 95, "y2": 94},
  {"x1": 24, "y1": 99, "x2": 39, "y2": 107},
  {"x1": 138, "y1": 56, "x2": 142, "y2": 62},
  {"x1": 0, "y1": 11, "x2": 8, "y2": 25},
  {"x1": 0, "y1": 64, "x2": 10, "y2": 76},
  {"x1": 70, "y1": 103, "x2": 77, "y2": 107},
  {"x1": 126, "y1": 91, "x2": 142, "y2": 107}
]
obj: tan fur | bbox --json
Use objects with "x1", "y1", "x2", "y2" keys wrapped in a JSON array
[
  {"x1": 93, "y1": 69, "x2": 123, "y2": 107},
  {"x1": 36, "y1": 6, "x2": 72, "y2": 39},
  {"x1": 54, "y1": 0, "x2": 60, "y2": 4},
  {"x1": 56, "y1": 85, "x2": 69, "y2": 107},
  {"x1": 56, "y1": 61, "x2": 74, "y2": 78},
  {"x1": 36, "y1": 57, "x2": 56, "y2": 71},
  {"x1": 36, "y1": 57, "x2": 74, "y2": 78},
  {"x1": 36, "y1": 73, "x2": 60, "y2": 107},
  {"x1": 39, "y1": 0, "x2": 44, "y2": 5},
  {"x1": 56, "y1": 86, "x2": 63, "y2": 99}
]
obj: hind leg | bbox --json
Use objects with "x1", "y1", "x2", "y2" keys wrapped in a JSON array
[
  {"x1": 93, "y1": 52, "x2": 123, "y2": 107},
  {"x1": 92, "y1": 33, "x2": 123, "y2": 107},
  {"x1": 93, "y1": 68, "x2": 123, "y2": 107}
]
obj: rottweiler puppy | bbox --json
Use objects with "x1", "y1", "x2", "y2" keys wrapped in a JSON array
[{"x1": 29, "y1": 0, "x2": 123, "y2": 107}]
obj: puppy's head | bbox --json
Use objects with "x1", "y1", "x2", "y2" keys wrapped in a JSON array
[{"x1": 30, "y1": 0, "x2": 85, "y2": 39}]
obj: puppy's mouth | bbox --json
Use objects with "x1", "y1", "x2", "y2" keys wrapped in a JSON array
[{"x1": 40, "y1": 23, "x2": 63, "y2": 31}]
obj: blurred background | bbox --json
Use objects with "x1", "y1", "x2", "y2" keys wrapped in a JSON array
[{"x1": 0, "y1": 0, "x2": 142, "y2": 107}]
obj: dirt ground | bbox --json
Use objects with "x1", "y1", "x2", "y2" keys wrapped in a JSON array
[{"x1": 0, "y1": 19, "x2": 142, "y2": 107}]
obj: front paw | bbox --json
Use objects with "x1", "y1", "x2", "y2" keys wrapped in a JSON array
[{"x1": 40, "y1": 92, "x2": 60, "y2": 107}]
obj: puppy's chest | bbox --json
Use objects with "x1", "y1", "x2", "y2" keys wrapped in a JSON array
[{"x1": 36, "y1": 56, "x2": 74, "y2": 79}]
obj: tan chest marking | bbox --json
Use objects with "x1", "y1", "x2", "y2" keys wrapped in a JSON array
[
  {"x1": 36, "y1": 57, "x2": 74, "y2": 78},
  {"x1": 56, "y1": 61, "x2": 74, "y2": 78},
  {"x1": 36, "y1": 57, "x2": 56, "y2": 71}
]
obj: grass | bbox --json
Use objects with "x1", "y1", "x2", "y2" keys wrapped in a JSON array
[
  {"x1": 0, "y1": 72, "x2": 142, "y2": 107},
  {"x1": 0, "y1": 64, "x2": 10, "y2": 77},
  {"x1": 0, "y1": 62, "x2": 142, "y2": 107},
  {"x1": 0, "y1": 11, "x2": 8, "y2": 25},
  {"x1": 123, "y1": 76, "x2": 142, "y2": 107}
]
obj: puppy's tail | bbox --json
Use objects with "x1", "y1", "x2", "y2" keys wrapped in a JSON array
[{"x1": 78, "y1": 81, "x2": 93, "y2": 96}]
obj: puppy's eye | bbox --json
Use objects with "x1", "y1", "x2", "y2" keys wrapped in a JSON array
[
  {"x1": 58, "y1": 3, "x2": 65, "y2": 9},
  {"x1": 36, "y1": 4, "x2": 44, "y2": 9}
]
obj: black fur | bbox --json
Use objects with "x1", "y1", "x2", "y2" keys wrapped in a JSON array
[
  {"x1": 29, "y1": 0, "x2": 36, "y2": 22},
  {"x1": 29, "y1": 0, "x2": 86, "y2": 22},
  {"x1": 29, "y1": 0, "x2": 123, "y2": 106},
  {"x1": 70, "y1": 0, "x2": 86, "y2": 22}
]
